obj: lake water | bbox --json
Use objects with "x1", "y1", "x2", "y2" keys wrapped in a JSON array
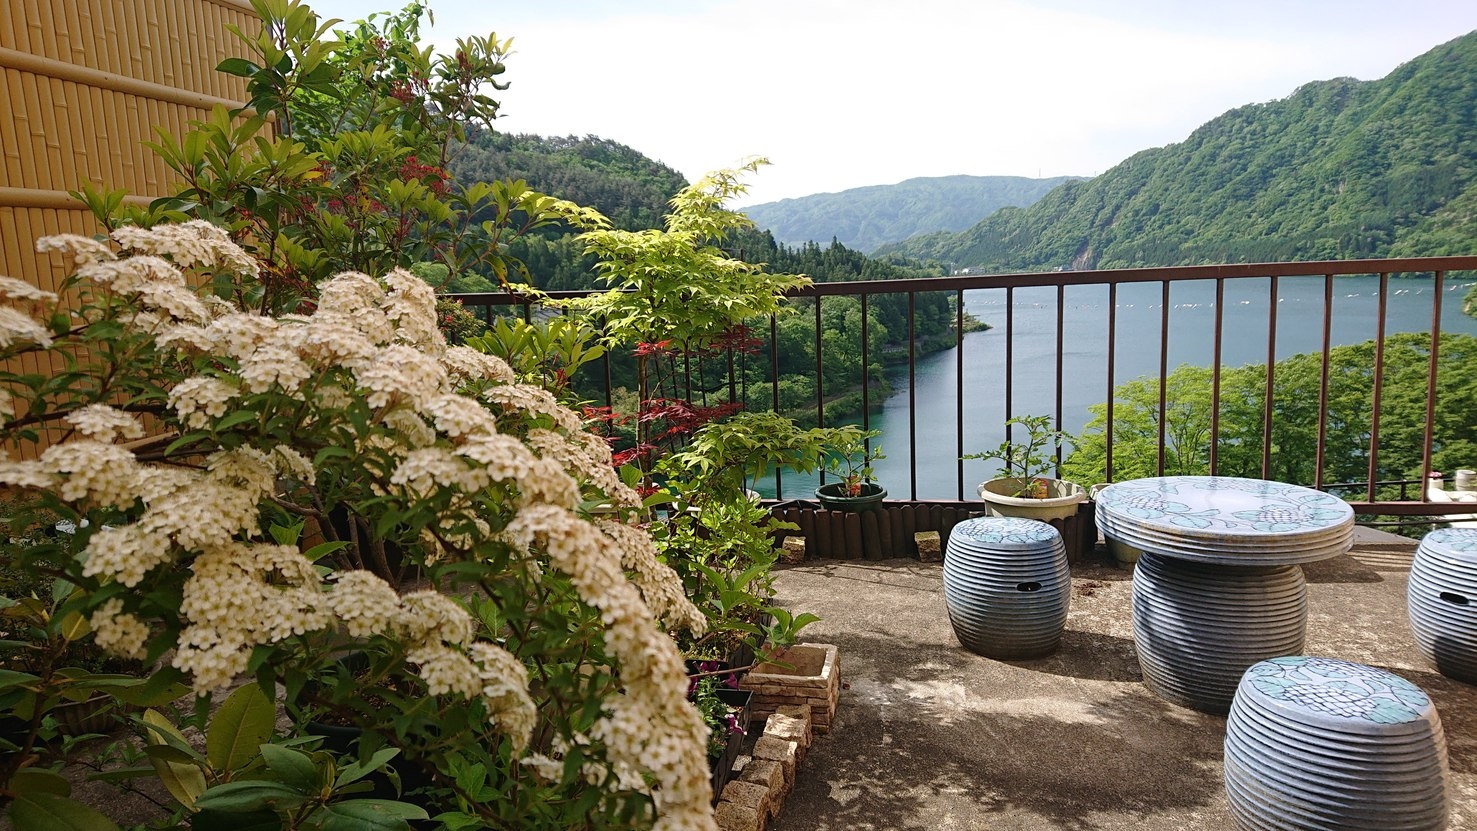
[{"x1": 767, "y1": 274, "x2": 1477, "y2": 500}]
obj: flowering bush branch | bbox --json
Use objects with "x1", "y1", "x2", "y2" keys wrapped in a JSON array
[{"x1": 0, "y1": 222, "x2": 718, "y2": 829}]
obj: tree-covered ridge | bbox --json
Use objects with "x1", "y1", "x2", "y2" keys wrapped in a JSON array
[
  {"x1": 740, "y1": 174, "x2": 1078, "y2": 254},
  {"x1": 879, "y1": 31, "x2": 1477, "y2": 271},
  {"x1": 451, "y1": 131, "x2": 690, "y2": 231}
]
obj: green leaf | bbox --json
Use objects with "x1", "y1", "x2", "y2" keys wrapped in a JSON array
[
  {"x1": 0, "y1": 669, "x2": 42, "y2": 691},
  {"x1": 144, "y1": 744, "x2": 201, "y2": 765},
  {"x1": 207, "y1": 681, "x2": 275, "y2": 772},
  {"x1": 215, "y1": 57, "x2": 260, "y2": 78},
  {"x1": 215, "y1": 410, "x2": 259, "y2": 431},
  {"x1": 257, "y1": 743, "x2": 319, "y2": 793},
  {"x1": 111, "y1": 666, "x2": 190, "y2": 707},
  {"x1": 8, "y1": 767, "x2": 71, "y2": 797},
  {"x1": 302, "y1": 540, "x2": 348, "y2": 562},
  {"x1": 85, "y1": 766, "x2": 159, "y2": 784},
  {"x1": 9, "y1": 792, "x2": 122, "y2": 831},
  {"x1": 318, "y1": 799, "x2": 428, "y2": 831},
  {"x1": 193, "y1": 780, "x2": 304, "y2": 813},
  {"x1": 335, "y1": 747, "x2": 399, "y2": 787},
  {"x1": 188, "y1": 809, "x2": 282, "y2": 831},
  {"x1": 140, "y1": 708, "x2": 207, "y2": 808}
]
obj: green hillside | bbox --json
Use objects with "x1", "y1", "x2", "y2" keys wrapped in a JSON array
[
  {"x1": 879, "y1": 31, "x2": 1477, "y2": 271},
  {"x1": 451, "y1": 131, "x2": 690, "y2": 232},
  {"x1": 740, "y1": 175, "x2": 1077, "y2": 254}
]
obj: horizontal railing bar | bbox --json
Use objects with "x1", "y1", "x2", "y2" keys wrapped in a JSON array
[
  {"x1": 796, "y1": 257, "x2": 1477, "y2": 295},
  {"x1": 451, "y1": 256, "x2": 1477, "y2": 307},
  {"x1": 1346, "y1": 502, "x2": 1477, "y2": 516}
]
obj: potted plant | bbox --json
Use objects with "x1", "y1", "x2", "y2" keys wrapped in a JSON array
[
  {"x1": 965, "y1": 415, "x2": 1085, "y2": 521},
  {"x1": 687, "y1": 671, "x2": 752, "y2": 801},
  {"x1": 814, "y1": 427, "x2": 886, "y2": 511}
]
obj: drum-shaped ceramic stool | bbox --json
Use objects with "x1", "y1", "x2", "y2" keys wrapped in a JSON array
[
  {"x1": 1409, "y1": 527, "x2": 1477, "y2": 684},
  {"x1": 1224, "y1": 656, "x2": 1450, "y2": 831},
  {"x1": 942, "y1": 517, "x2": 1069, "y2": 659},
  {"x1": 1132, "y1": 552, "x2": 1307, "y2": 714}
]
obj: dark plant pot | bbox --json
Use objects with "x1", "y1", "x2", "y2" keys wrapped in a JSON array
[
  {"x1": 815, "y1": 482, "x2": 887, "y2": 512},
  {"x1": 705, "y1": 688, "x2": 753, "y2": 802},
  {"x1": 299, "y1": 653, "x2": 434, "y2": 822},
  {"x1": 53, "y1": 694, "x2": 126, "y2": 736},
  {"x1": 303, "y1": 721, "x2": 435, "y2": 821},
  {"x1": 727, "y1": 641, "x2": 756, "y2": 673}
]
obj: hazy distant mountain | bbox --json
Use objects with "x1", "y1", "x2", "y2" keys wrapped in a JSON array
[
  {"x1": 740, "y1": 175, "x2": 1079, "y2": 254},
  {"x1": 878, "y1": 32, "x2": 1477, "y2": 271}
]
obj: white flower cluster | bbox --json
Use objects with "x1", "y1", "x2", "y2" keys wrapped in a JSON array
[
  {"x1": 598, "y1": 520, "x2": 705, "y2": 633},
  {"x1": 324, "y1": 571, "x2": 538, "y2": 748},
  {"x1": 12, "y1": 224, "x2": 715, "y2": 829},
  {"x1": 66, "y1": 404, "x2": 145, "y2": 443},
  {"x1": 89, "y1": 597, "x2": 150, "y2": 660},
  {"x1": 441, "y1": 345, "x2": 516, "y2": 385},
  {"x1": 176, "y1": 542, "x2": 329, "y2": 690},
  {"x1": 168, "y1": 377, "x2": 237, "y2": 429},
  {"x1": 506, "y1": 505, "x2": 713, "y2": 827},
  {"x1": 111, "y1": 219, "x2": 259, "y2": 278},
  {"x1": 0, "y1": 305, "x2": 54, "y2": 349},
  {"x1": 526, "y1": 429, "x2": 641, "y2": 511}
]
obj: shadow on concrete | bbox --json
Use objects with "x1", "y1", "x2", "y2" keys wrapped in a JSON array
[
  {"x1": 772, "y1": 630, "x2": 1225, "y2": 831},
  {"x1": 1302, "y1": 553, "x2": 1386, "y2": 584},
  {"x1": 1011, "y1": 629, "x2": 1144, "y2": 683}
]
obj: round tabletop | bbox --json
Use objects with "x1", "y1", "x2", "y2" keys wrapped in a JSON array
[
  {"x1": 1418, "y1": 527, "x2": 1477, "y2": 563},
  {"x1": 1236, "y1": 656, "x2": 1438, "y2": 736},
  {"x1": 1096, "y1": 476, "x2": 1353, "y2": 565},
  {"x1": 949, "y1": 516, "x2": 1062, "y2": 550}
]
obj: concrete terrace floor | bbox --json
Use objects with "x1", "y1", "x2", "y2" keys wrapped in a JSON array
[{"x1": 766, "y1": 527, "x2": 1477, "y2": 831}]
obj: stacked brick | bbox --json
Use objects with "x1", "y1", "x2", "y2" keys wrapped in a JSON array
[
  {"x1": 738, "y1": 643, "x2": 840, "y2": 733},
  {"x1": 716, "y1": 703, "x2": 816, "y2": 831}
]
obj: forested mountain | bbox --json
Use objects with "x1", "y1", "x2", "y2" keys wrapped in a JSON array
[
  {"x1": 451, "y1": 131, "x2": 689, "y2": 231},
  {"x1": 740, "y1": 175, "x2": 1076, "y2": 253},
  {"x1": 879, "y1": 31, "x2": 1477, "y2": 271}
]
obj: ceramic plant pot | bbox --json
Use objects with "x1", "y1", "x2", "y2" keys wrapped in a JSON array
[{"x1": 977, "y1": 477, "x2": 1085, "y2": 522}]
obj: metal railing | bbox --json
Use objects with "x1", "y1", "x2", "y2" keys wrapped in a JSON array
[{"x1": 453, "y1": 255, "x2": 1477, "y2": 519}]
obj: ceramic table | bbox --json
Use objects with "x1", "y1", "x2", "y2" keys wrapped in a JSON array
[{"x1": 1096, "y1": 476, "x2": 1354, "y2": 713}]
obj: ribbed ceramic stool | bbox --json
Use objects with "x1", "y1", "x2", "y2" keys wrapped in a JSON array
[
  {"x1": 1409, "y1": 527, "x2": 1477, "y2": 683},
  {"x1": 942, "y1": 517, "x2": 1069, "y2": 659},
  {"x1": 1224, "y1": 656, "x2": 1450, "y2": 831},
  {"x1": 1132, "y1": 552, "x2": 1307, "y2": 714}
]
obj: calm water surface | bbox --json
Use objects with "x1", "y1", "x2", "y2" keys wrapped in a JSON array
[{"x1": 767, "y1": 275, "x2": 1477, "y2": 500}]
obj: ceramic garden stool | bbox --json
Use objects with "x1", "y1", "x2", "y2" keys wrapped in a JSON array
[
  {"x1": 1224, "y1": 656, "x2": 1450, "y2": 831},
  {"x1": 1409, "y1": 527, "x2": 1477, "y2": 683},
  {"x1": 942, "y1": 516, "x2": 1069, "y2": 659},
  {"x1": 1096, "y1": 476, "x2": 1354, "y2": 714}
]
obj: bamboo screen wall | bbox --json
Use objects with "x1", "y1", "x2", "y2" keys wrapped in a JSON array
[{"x1": 1, "y1": 0, "x2": 259, "y2": 456}]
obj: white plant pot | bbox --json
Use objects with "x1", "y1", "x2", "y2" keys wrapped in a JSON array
[{"x1": 977, "y1": 477, "x2": 1086, "y2": 522}]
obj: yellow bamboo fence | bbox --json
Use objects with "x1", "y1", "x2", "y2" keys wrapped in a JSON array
[{"x1": 1, "y1": 0, "x2": 258, "y2": 457}]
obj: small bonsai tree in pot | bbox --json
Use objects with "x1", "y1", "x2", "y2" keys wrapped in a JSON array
[
  {"x1": 814, "y1": 427, "x2": 886, "y2": 511},
  {"x1": 965, "y1": 415, "x2": 1085, "y2": 521}
]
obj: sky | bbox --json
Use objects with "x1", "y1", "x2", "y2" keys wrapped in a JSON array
[{"x1": 306, "y1": 0, "x2": 1476, "y2": 207}]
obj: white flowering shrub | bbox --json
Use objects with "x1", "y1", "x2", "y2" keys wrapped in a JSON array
[{"x1": 0, "y1": 222, "x2": 717, "y2": 830}]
